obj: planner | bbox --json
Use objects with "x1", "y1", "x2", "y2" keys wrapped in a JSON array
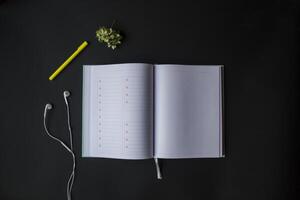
[{"x1": 82, "y1": 63, "x2": 224, "y2": 160}]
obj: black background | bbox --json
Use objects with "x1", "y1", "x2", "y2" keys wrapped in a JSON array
[{"x1": 0, "y1": 0, "x2": 299, "y2": 199}]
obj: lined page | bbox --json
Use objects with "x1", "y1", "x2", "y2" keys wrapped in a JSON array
[
  {"x1": 154, "y1": 65, "x2": 223, "y2": 158},
  {"x1": 82, "y1": 63, "x2": 153, "y2": 159}
]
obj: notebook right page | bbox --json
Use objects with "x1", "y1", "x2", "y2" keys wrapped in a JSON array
[{"x1": 154, "y1": 65, "x2": 223, "y2": 158}]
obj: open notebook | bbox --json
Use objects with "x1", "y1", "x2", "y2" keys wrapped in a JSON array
[{"x1": 82, "y1": 64, "x2": 224, "y2": 177}]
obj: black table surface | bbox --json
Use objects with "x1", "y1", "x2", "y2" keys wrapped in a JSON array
[{"x1": 0, "y1": 0, "x2": 299, "y2": 199}]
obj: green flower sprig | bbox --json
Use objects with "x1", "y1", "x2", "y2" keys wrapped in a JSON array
[{"x1": 96, "y1": 26, "x2": 123, "y2": 50}]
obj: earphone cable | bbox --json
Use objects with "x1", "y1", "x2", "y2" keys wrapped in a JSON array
[
  {"x1": 64, "y1": 96, "x2": 75, "y2": 200},
  {"x1": 43, "y1": 99, "x2": 76, "y2": 200}
]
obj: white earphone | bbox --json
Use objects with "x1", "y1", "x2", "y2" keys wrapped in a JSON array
[
  {"x1": 64, "y1": 90, "x2": 70, "y2": 98},
  {"x1": 46, "y1": 103, "x2": 53, "y2": 110},
  {"x1": 44, "y1": 103, "x2": 52, "y2": 118},
  {"x1": 43, "y1": 90, "x2": 75, "y2": 200},
  {"x1": 64, "y1": 90, "x2": 70, "y2": 104}
]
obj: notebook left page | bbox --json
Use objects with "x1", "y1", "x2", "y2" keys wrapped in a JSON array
[{"x1": 82, "y1": 63, "x2": 153, "y2": 159}]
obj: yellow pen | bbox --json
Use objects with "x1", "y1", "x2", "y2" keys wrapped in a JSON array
[{"x1": 49, "y1": 41, "x2": 88, "y2": 80}]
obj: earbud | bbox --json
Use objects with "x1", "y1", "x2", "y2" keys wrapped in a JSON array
[
  {"x1": 46, "y1": 103, "x2": 53, "y2": 110},
  {"x1": 64, "y1": 91, "x2": 70, "y2": 98},
  {"x1": 64, "y1": 91, "x2": 70, "y2": 105},
  {"x1": 44, "y1": 103, "x2": 53, "y2": 118}
]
